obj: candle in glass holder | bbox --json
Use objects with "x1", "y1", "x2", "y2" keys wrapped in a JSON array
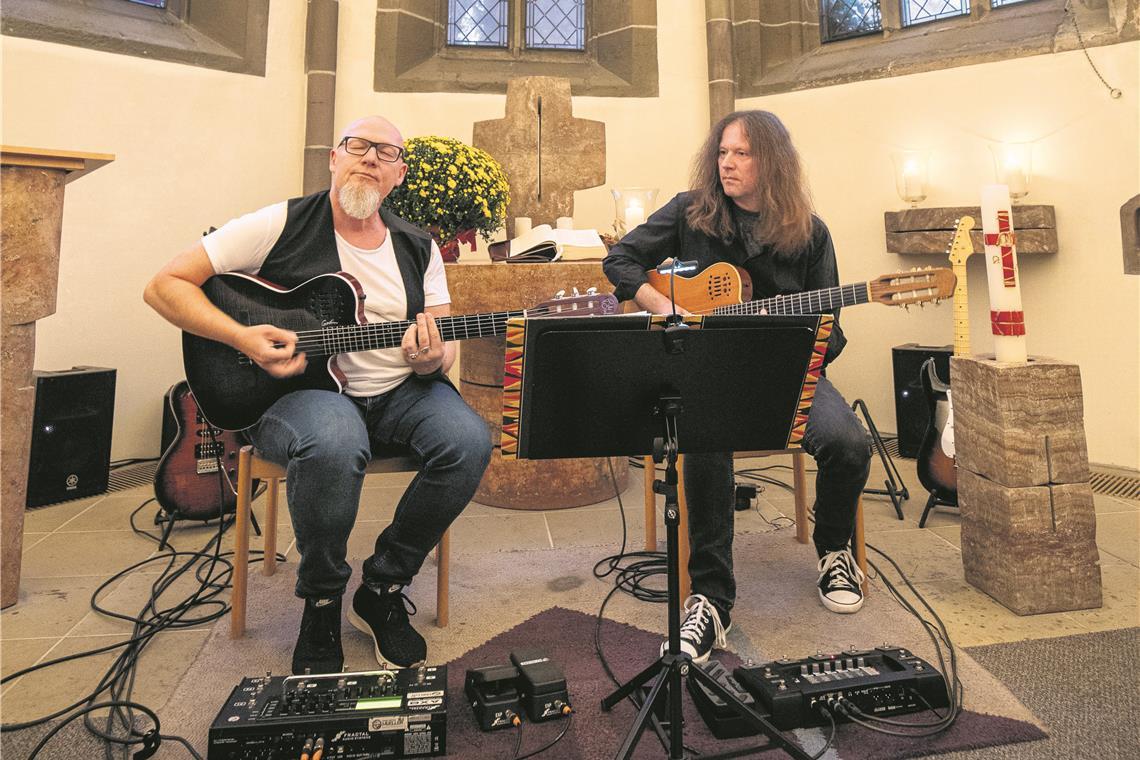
[
  {"x1": 981, "y1": 184, "x2": 1028, "y2": 363},
  {"x1": 623, "y1": 200, "x2": 646, "y2": 229},
  {"x1": 902, "y1": 160, "x2": 922, "y2": 200}
]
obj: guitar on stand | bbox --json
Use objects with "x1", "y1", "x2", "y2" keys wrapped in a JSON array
[
  {"x1": 154, "y1": 380, "x2": 261, "y2": 549},
  {"x1": 916, "y1": 216, "x2": 975, "y2": 527}
]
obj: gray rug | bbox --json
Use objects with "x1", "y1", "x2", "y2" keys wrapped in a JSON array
[
  {"x1": 145, "y1": 530, "x2": 1045, "y2": 758},
  {"x1": 938, "y1": 628, "x2": 1140, "y2": 760}
]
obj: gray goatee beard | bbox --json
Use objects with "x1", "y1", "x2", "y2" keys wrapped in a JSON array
[{"x1": 337, "y1": 181, "x2": 383, "y2": 220}]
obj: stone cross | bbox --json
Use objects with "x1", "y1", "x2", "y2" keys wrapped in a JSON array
[{"x1": 473, "y1": 77, "x2": 605, "y2": 235}]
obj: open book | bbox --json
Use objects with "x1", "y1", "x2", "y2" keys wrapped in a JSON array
[{"x1": 489, "y1": 224, "x2": 608, "y2": 263}]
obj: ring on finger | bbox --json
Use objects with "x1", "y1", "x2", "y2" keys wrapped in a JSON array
[{"x1": 408, "y1": 351, "x2": 420, "y2": 360}]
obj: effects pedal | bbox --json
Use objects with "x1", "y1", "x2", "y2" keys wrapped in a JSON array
[
  {"x1": 510, "y1": 649, "x2": 572, "y2": 722},
  {"x1": 734, "y1": 645, "x2": 949, "y2": 730},
  {"x1": 687, "y1": 660, "x2": 762, "y2": 739},
  {"x1": 464, "y1": 664, "x2": 522, "y2": 731}
]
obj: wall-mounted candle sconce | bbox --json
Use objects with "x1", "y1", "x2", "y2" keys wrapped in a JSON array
[
  {"x1": 891, "y1": 150, "x2": 930, "y2": 208},
  {"x1": 989, "y1": 142, "x2": 1033, "y2": 202}
]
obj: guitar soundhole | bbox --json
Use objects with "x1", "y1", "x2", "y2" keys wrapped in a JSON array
[{"x1": 707, "y1": 275, "x2": 731, "y2": 298}]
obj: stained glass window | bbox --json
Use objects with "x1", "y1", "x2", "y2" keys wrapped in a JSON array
[
  {"x1": 901, "y1": 0, "x2": 970, "y2": 26},
  {"x1": 820, "y1": 0, "x2": 883, "y2": 43},
  {"x1": 448, "y1": 0, "x2": 509, "y2": 47},
  {"x1": 526, "y1": 0, "x2": 585, "y2": 50}
]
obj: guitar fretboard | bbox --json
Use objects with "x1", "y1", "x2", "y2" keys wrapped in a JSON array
[
  {"x1": 299, "y1": 310, "x2": 526, "y2": 357},
  {"x1": 711, "y1": 283, "x2": 871, "y2": 316}
]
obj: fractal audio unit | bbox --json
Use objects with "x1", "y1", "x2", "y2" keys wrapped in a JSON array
[{"x1": 208, "y1": 666, "x2": 447, "y2": 759}]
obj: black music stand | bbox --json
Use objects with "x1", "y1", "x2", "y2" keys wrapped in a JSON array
[{"x1": 502, "y1": 313, "x2": 825, "y2": 760}]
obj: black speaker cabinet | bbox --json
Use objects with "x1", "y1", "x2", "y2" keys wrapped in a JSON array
[
  {"x1": 26, "y1": 366, "x2": 117, "y2": 507},
  {"x1": 891, "y1": 344, "x2": 951, "y2": 458}
]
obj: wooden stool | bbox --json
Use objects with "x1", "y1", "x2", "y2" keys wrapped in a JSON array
[
  {"x1": 642, "y1": 450, "x2": 867, "y2": 599},
  {"x1": 230, "y1": 445, "x2": 450, "y2": 637}
]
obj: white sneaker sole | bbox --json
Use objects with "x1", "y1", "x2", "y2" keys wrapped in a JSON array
[
  {"x1": 819, "y1": 592, "x2": 864, "y2": 614},
  {"x1": 346, "y1": 605, "x2": 390, "y2": 668}
]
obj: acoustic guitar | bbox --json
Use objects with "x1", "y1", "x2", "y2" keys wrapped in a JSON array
[
  {"x1": 646, "y1": 264, "x2": 955, "y2": 316},
  {"x1": 916, "y1": 217, "x2": 976, "y2": 517},
  {"x1": 182, "y1": 272, "x2": 619, "y2": 431},
  {"x1": 154, "y1": 380, "x2": 247, "y2": 519}
]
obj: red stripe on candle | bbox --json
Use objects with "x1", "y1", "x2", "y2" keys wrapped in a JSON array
[{"x1": 990, "y1": 310, "x2": 1026, "y2": 336}]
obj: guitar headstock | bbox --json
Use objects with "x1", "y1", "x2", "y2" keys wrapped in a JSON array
[
  {"x1": 531, "y1": 288, "x2": 620, "y2": 317},
  {"x1": 946, "y1": 215, "x2": 976, "y2": 266},
  {"x1": 869, "y1": 267, "x2": 956, "y2": 307}
]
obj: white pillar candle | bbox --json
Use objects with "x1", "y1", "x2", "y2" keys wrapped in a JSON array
[
  {"x1": 981, "y1": 184, "x2": 1028, "y2": 363},
  {"x1": 623, "y1": 200, "x2": 646, "y2": 229},
  {"x1": 902, "y1": 159, "x2": 922, "y2": 200}
]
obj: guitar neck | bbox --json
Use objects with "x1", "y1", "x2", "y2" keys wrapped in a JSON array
[
  {"x1": 952, "y1": 260, "x2": 970, "y2": 357},
  {"x1": 713, "y1": 282, "x2": 870, "y2": 316},
  {"x1": 304, "y1": 309, "x2": 527, "y2": 356}
]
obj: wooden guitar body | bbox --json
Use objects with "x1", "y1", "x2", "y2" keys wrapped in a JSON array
[{"x1": 644, "y1": 262, "x2": 752, "y2": 311}]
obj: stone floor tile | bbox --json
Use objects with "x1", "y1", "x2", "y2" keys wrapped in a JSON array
[
  {"x1": 1093, "y1": 492, "x2": 1140, "y2": 513},
  {"x1": 19, "y1": 532, "x2": 158, "y2": 580},
  {"x1": 864, "y1": 528, "x2": 965, "y2": 583},
  {"x1": 1, "y1": 638, "x2": 59, "y2": 681},
  {"x1": 1060, "y1": 556, "x2": 1140, "y2": 633},
  {"x1": 21, "y1": 498, "x2": 100, "y2": 533},
  {"x1": 0, "y1": 630, "x2": 209, "y2": 724},
  {"x1": 1, "y1": 576, "x2": 124, "y2": 640},
  {"x1": 1095, "y1": 511, "x2": 1139, "y2": 566},
  {"x1": 446, "y1": 513, "x2": 552, "y2": 555},
  {"x1": 908, "y1": 578, "x2": 1091, "y2": 648},
  {"x1": 545, "y1": 506, "x2": 646, "y2": 549}
]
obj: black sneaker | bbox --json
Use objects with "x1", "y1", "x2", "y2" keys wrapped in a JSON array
[
  {"x1": 659, "y1": 594, "x2": 730, "y2": 664},
  {"x1": 291, "y1": 596, "x2": 344, "y2": 675},
  {"x1": 817, "y1": 549, "x2": 866, "y2": 613},
  {"x1": 347, "y1": 584, "x2": 427, "y2": 668}
]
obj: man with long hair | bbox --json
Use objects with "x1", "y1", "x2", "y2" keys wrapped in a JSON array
[{"x1": 603, "y1": 110, "x2": 871, "y2": 663}]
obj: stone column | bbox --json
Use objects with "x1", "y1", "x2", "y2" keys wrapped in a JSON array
[
  {"x1": 953, "y1": 355, "x2": 1102, "y2": 615},
  {"x1": 303, "y1": 0, "x2": 338, "y2": 194},
  {"x1": 705, "y1": 0, "x2": 735, "y2": 126},
  {"x1": 1, "y1": 147, "x2": 113, "y2": 608},
  {"x1": 445, "y1": 262, "x2": 628, "y2": 509}
]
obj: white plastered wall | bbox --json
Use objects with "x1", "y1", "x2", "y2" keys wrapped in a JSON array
[{"x1": 1, "y1": 1, "x2": 1136, "y2": 470}]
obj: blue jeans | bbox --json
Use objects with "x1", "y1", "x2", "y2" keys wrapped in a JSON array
[
  {"x1": 683, "y1": 376, "x2": 871, "y2": 613},
  {"x1": 247, "y1": 377, "x2": 492, "y2": 599}
]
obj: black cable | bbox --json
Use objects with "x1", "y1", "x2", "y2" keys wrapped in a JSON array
[
  {"x1": 809, "y1": 704, "x2": 838, "y2": 760},
  {"x1": 511, "y1": 720, "x2": 524, "y2": 759},
  {"x1": 26, "y1": 701, "x2": 162, "y2": 760},
  {"x1": 514, "y1": 713, "x2": 573, "y2": 760}
]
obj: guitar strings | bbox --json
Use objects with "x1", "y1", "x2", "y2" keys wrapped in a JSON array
[{"x1": 282, "y1": 302, "x2": 590, "y2": 356}]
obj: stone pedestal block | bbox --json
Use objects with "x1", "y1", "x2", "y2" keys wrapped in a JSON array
[
  {"x1": 960, "y1": 471, "x2": 1102, "y2": 614},
  {"x1": 952, "y1": 355, "x2": 1101, "y2": 615},
  {"x1": 952, "y1": 356, "x2": 1089, "y2": 487},
  {"x1": 445, "y1": 262, "x2": 627, "y2": 509}
]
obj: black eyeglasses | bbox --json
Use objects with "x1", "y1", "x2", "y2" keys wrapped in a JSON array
[{"x1": 338, "y1": 136, "x2": 404, "y2": 163}]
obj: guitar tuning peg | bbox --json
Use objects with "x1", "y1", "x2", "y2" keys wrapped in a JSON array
[
  {"x1": 572, "y1": 287, "x2": 581, "y2": 297},
  {"x1": 586, "y1": 286, "x2": 597, "y2": 295},
  {"x1": 554, "y1": 289, "x2": 566, "y2": 299}
]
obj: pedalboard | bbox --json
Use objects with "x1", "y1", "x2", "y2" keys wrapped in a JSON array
[
  {"x1": 734, "y1": 645, "x2": 948, "y2": 730},
  {"x1": 207, "y1": 666, "x2": 447, "y2": 759}
]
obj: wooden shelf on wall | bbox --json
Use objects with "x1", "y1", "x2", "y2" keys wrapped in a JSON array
[{"x1": 885, "y1": 205, "x2": 1057, "y2": 256}]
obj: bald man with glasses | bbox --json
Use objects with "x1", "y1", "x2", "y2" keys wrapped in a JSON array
[{"x1": 145, "y1": 115, "x2": 492, "y2": 676}]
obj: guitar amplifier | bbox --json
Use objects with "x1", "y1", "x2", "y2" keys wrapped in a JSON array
[
  {"x1": 891, "y1": 345, "x2": 951, "y2": 458},
  {"x1": 26, "y1": 367, "x2": 116, "y2": 507}
]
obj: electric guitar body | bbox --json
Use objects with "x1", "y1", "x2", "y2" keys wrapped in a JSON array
[
  {"x1": 153, "y1": 380, "x2": 246, "y2": 519},
  {"x1": 915, "y1": 216, "x2": 976, "y2": 521}
]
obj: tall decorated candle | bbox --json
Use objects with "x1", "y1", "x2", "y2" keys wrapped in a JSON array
[{"x1": 980, "y1": 184, "x2": 1028, "y2": 363}]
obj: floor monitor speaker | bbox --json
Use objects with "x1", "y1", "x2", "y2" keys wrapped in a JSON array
[
  {"x1": 26, "y1": 366, "x2": 117, "y2": 507},
  {"x1": 891, "y1": 345, "x2": 951, "y2": 458}
]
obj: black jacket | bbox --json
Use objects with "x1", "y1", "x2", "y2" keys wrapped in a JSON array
[{"x1": 602, "y1": 191, "x2": 847, "y2": 365}]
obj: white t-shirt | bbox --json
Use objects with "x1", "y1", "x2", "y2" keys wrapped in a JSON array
[{"x1": 202, "y1": 201, "x2": 451, "y2": 397}]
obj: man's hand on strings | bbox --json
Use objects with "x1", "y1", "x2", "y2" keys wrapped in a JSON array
[
  {"x1": 402, "y1": 313, "x2": 444, "y2": 375},
  {"x1": 237, "y1": 324, "x2": 307, "y2": 378}
]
